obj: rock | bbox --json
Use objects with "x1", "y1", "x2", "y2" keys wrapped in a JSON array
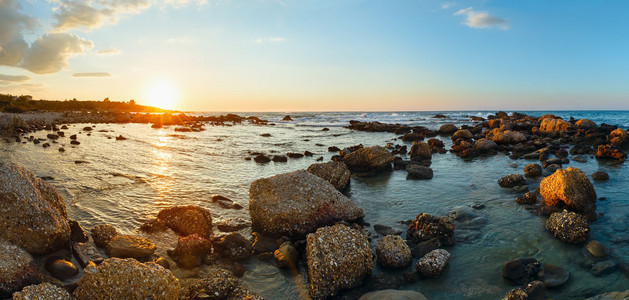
[
  {"x1": 105, "y1": 235, "x2": 156, "y2": 261},
  {"x1": 591, "y1": 260, "x2": 618, "y2": 276},
  {"x1": 342, "y1": 146, "x2": 394, "y2": 174},
  {"x1": 502, "y1": 281, "x2": 546, "y2": 300},
  {"x1": 185, "y1": 267, "x2": 238, "y2": 299},
  {"x1": 412, "y1": 238, "x2": 441, "y2": 259},
  {"x1": 12, "y1": 282, "x2": 71, "y2": 300},
  {"x1": 254, "y1": 154, "x2": 271, "y2": 163},
  {"x1": 502, "y1": 257, "x2": 541, "y2": 284},
  {"x1": 68, "y1": 220, "x2": 89, "y2": 243},
  {"x1": 91, "y1": 224, "x2": 118, "y2": 248},
  {"x1": 439, "y1": 124, "x2": 458, "y2": 134},
  {"x1": 156, "y1": 205, "x2": 213, "y2": 238},
  {"x1": 82, "y1": 126, "x2": 93, "y2": 131},
  {"x1": 373, "y1": 224, "x2": 402, "y2": 236},
  {"x1": 47, "y1": 134, "x2": 59, "y2": 140},
  {"x1": 282, "y1": 115, "x2": 293, "y2": 121},
  {"x1": 215, "y1": 233, "x2": 252, "y2": 261},
  {"x1": 251, "y1": 232, "x2": 282, "y2": 254},
  {"x1": 274, "y1": 241, "x2": 299, "y2": 269},
  {"x1": 540, "y1": 167, "x2": 597, "y2": 214},
  {"x1": 540, "y1": 117, "x2": 572, "y2": 134},
  {"x1": 524, "y1": 164, "x2": 543, "y2": 178},
  {"x1": 409, "y1": 142, "x2": 432, "y2": 161},
  {"x1": 358, "y1": 289, "x2": 428, "y2": 300},
  {"x1": 542, "y1": 264, "x2": 569, "y2": 288},
  {"x1": 545, "y1": 210, "x2": 590, "y2": 243},
  {"x1": 216, "y1": 218, "x2": 250, "y2": 232},
  {"x1": 249, "y1": 170, "x2": 364, "y2": 239},
  {"x1": 72, "y1": 242, "x2": 103, "y2": 268},
  {"x1": 58, "y1": 147, "x2": 65, "y2": 152},
  {"x1": 585, "y1": 290, "x2": 629, "y2": 300},
  {"x1": 516, "y1": 191, "x2": 539, "y2": 205},
  {"x1": 407, "y1": 213, "x2": 455, "y2": 246},
  {"x1": 498, "y1": 174, "x2": 527, "y2": 188},
  {"x1": 586, "y1": 240, "x2": 610, "y2": 258},
  {"x1": 73, "y1": 258, "x2": 180, "y2": 299},
  {"x1": 512, "y1": 185, "x2": 529, "y2": 194},
  {"x1": 608, "y1": 128, "x2": 628, "y2": 148},
  {"x1": 307, "y1": 161, "x2": 351, "y2": 191},
  {"x1": 115, "y1": 135, "x2": 127, "y2": 141},
  {"x1": 0, "y1": 163, "x2": 70, "y2": 254},
  {"x1": 592, "y1": 171, "x2": 609, "y2": 181},
  {"x1": 406, "y1": 165, "x2": 433, "y2": 180},
  {"x1": 272, "y1": 155, "x2": 287, "y2": 162},
  {"x1": 486, "y1": 128, "x2": 512, "y2": 144},
  {"x1": 306, "y1": 224, "x2": 372, "y2": 300},
  {"x1": 328, "y1": 146, "x2": 341, "y2": 152},
  {"x1": 0, "y1": 240, "x2": 41, "y2": 296},
  {"x1": 70, "y1": 140, "x2": 80, "y2": 145},
  {"x1": 45, "y1": 258, "x2": 78, "y2": 280},
  {"x1": 416, "y1": 249, "x2": 450, "y2": 278},
  {"x1": 452, "y1": 129, "x2": 472, "y2": 140},
  {"x1": 376, "y1": 235, "x2": 412, "y2": 268},
  {"x1": 595, "y1": 144, "x2": 626, "y2": 160},
  {"x1": 167, "y1": 234, "x2": 212, "y2": 268},
  {"x1": 69, "y1": 134, "x2": 77, "y2": 140},
  {"x1": 576, "y1": 119, "x2": 597, "y2": 130},
  {"x1": 474, "y1": 138, "x2": 498, "y2": 151},
  {"x1": 260, "y1": 133, "x2": 272, "y2": 137},
  {"x1": 287, "y1": 152, "x2": 304, "y2": 158}
]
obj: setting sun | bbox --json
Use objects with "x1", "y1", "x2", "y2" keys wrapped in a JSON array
[{"x1": 145, "y1": 80, "x2": 177, "y2": 110}]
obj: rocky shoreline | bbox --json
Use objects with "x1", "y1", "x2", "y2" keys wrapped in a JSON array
[{"x1": 1, "y1": 111, "x2": 628, "y2": 299}]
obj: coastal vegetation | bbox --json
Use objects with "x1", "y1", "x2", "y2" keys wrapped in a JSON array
[{"x1": 0, "y1": 93, "x2": 173, "y2": 113}]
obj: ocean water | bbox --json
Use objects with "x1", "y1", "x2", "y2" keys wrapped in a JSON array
[{"x1": 1, "y1": 111, "x2": 628, "y2": 299}]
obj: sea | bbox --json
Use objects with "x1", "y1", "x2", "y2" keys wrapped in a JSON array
[{"x1": 1, "y1": 110, "x2": 628, "y2": 299}]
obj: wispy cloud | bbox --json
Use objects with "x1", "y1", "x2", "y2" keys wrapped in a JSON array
[
  {"x1": 454, "y1": 7, "x2": 509, "y2": 30},
  {"x1": 0, "y1": 74, "x2": 31, "y2": 82},
  {"x1": 52, "y1": 0, "x2": 150, "y2": 32},
  {"x1": 72, "y1": 72, "x2": 111, "y2": 77},
  {"x1": 255, "y1": 37, "x2": 286, "y2": 44},
  {"x1": 96, "y1": 47, "x2": 121, "y2": 55},
  {"x1": 441, "y1": 2, "x2": 455, "y2": 9},
  {"x1": 19, "y1": 33, "x2": 93, "y2": 74}
]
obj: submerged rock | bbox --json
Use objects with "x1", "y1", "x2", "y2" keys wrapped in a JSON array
[
  {"x1": 249, "y1": 170, "x2": 364, "y2": 239},
  {"x1": 12, "y1": 282, "x2": 71, "y2": 300},
  {"x1": 591, "y1": 260, "x2": 618, "y2": 277},
  {"x1": 376, "y1": 235, "x2": 412, "y2": 268},
  {"x1": 0, "y1": 240, "x2": 41, "y2": 296},
  {"x1": 185, "y1": 267, "x2": 239, "y2": 299},
  {"x1": 306, "y1": 161, "x2": 351, "y2": 191},
  {"x1": 407, "y1": 213, "x2": 455, "y2": 246},
  {"x1": 586, "y1": 240, "x2": 610, "y2": 258},
  {"x1": 542, "y1": 264, "x2": 569, "y2": 288},
  {"x1": 215, "y1": 233, "x2": 252, "y2": 261},
  {"x1": 306, "y1": 224, "x2": 372, "y2": 300},
  {"x1": 502, "y1": 257, "x2": 541, "y2": 285},
  {"x1": 358, "y1": 289, "x2": 428, "y2": 300},
  {"x1": 342, "y1": 146, "x2": 394, "y2": 174},
  {"x1": 167, "y1": 234, "x2": 212, "y2": 269},
  {"x1": 498, "y1": 174, "x2": 527, "y2": 188},
  {"x1": 502, "y1": 281, "x2": 546, "y2": 300},
  {"x1": 416, "y1": 249, "x2": 450, "y2": 278},
  {"x1": 540, "y1": 167, "x2": 597, "y2": 214},
  {"x1": 406, "y1": 164, "x2": 433, "y2": 180},
  {"x1": 105, "y1": 235, "x2": 156, "y2": 261},
  {"x1": 592, "y1": 171, "x2": 609, "y2": 181},
  {"x1": 0, "y1": 163, "x2": 70, "y2": 254},
  {"x1": 545, "y1": 210, "x2": 589, "y2": 244},
  {"x1": 274, "y1": 241, "x2": 299, "y2": 269}
]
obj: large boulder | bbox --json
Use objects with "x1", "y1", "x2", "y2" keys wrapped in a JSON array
[
  {"x1": 608, "y1": 128, "x2": 628, "y2": 148},
  {"x1": 407, "y1": 213, "x2": 455, "y2": 246},
  {"x1": 12, "y1": 282, "x2": 71, "y2": 300},
  {"x1": 416, "y1": 249, "x2": 450, "y2": 278},
  {"x1": 0, "y1": 163, "x2": 70, "y2": 254},
  {"x1": 545, "y1": 210, "x2": 589, "y2": 244},
  {"x1": 540, "y1": 117, "x2": 573, "y2": 134},
  {"x1": 0, "y1": 240, "x2": 42, "y2": 297},
  {"x1": 576, "y1": 119, "x2": 597, "y2": 130},
  {"x1": 342, "y1": 146, "x2": 394, "y2": 174},
  {"x1": 376, "y1": 235, "x2": 412, "y2": 268},
  {"x1": 452, "y1": 129, "x2": 472, "y2": 140},
  {"x1": 249, "y1": 170, "x2": 364, "y2": 239},
  {"x1": 439, "y1": 124, "x2": 458, "y2": 134},
  {"x1": 486, "y1": 128, "x2": 511, "y2": 144},
  {"x1": 73, "y1": 258, "x2": 180, "y2": 299},
  {"x1": 306, "y1": 224, "x2": 372, "y2": 300},
  {"x1": 156, "y1": 205, "x2": 213, "y2": 238},
  {"x1": 406, "y1": 165, "x2": 433, "y2": 180},
  {"x1": 306, "y1": 161, "x2": 351, "y2": 191},
  {"x1": 474, "y1": 138, "x2": 497, "y2": 152},
  {"x1": 409, "y1": 142, "x2": 432, "y2": 161},
  {"x1": 540, "y1": 167, "x2": 597, "y2": 214},
  {"x1": 167, "y1": 234, "x2": 212, "y2": 268}
]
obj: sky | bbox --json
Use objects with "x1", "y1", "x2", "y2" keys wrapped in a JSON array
[{"x1": 0, "y1": 0, "x2": 628, "y2": 112}]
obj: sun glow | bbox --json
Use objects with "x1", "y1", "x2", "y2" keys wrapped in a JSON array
[{"x1": 145, "y1": 80, "x2": 178, "y2": 110}]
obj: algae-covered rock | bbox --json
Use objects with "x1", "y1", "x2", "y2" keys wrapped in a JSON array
[
  {"x1": 407, "y1": 213, "x2": 455, "y2": 246},
  {"x1": 307, "y1": 161, "x2": 351, "y2": 191}
]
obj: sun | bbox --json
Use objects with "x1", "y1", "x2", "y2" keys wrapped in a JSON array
[{"x1": 145, "y1": 80, "x2": 178, "y2": 110}]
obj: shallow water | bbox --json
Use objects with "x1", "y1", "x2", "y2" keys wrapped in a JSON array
[{"x1": 1, "y1": 111, "x2": 628, "y2": 299}]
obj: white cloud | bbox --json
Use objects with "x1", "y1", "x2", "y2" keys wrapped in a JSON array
[
  {"x1": 96, "y1": 47, "x2": 121, "y2": 55},
  {"x1": 441, "y1": 2, "x2": 455, "y2": 9},
  {"x1": 52, "y1": 0, "x2": 150, "y2": 31},
  {"x1": 20, "y1": 33, "x2": 94, "y2": 74},
  {"x1": 72, "y1": 72, "x2": 111, "y2": 77},
  {"x1": 0, "y1": 0, "x2": 37, "y2": 66},
  {"x1": 454, "y1": 7, "x2": 509, "y2": 30},
  {"x1": 0, "y1": 74, "x2": 31, "y2": 82}
]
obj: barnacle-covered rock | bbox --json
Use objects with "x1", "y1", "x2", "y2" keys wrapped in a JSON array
[
  {"x1": 307, "y1": 161, "x2": 351, "y2": 191},
  {"x1": 0, "y1": 240, "x2": 42, "y2": 297},
  {"x1": 407, "y1": 213, "x2": 455, "y2": 246},
  {"x1": 416, "y1": 249, "x2": 450, "y2": 278},
  {"x1": 12, "y1": 282, "x2": 70, "y2": 300},
  {"x1": 376, "y1": 235, "x2": 412, "y2": 268},
  {"x1": 545, "y1": 210, "x2": 590, "y2": 244}
]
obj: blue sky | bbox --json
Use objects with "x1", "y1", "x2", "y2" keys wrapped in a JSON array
[{"x1": 1, "y1": 0, "x2": 628, "y2": 111}]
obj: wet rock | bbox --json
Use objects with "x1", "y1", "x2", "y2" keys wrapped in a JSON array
[
  {"x1": 0, "y1": 240, "x2": 41, "y2": 296},
  {"x1": 249, "y1": 170, "x2": 364, "y2": 239},
  {"x1": 585, "y1": 290, "x2": 629, "y2": 300},
  {"x1": 307, "y1": 161, "x2": 351, "y2": 191},
  {"x1": 70, "y1": 140, "x2": 80, "y2": 145},
  {"x1": 540, "y1": 117, "x2": 572, "y2": 134},
  {"x1": 498, "y1": 174, "x2": 527, "y2": 188},
  {"x1": 72, "y1": 242, "x2": 103, "y2": 268},
  {"x1": 251, "y1": 232, "x2": 282, "y2": 254},
  {"x1": 524, "y1": 164, "x2": 543, "y2": 178},
  {"x1": 115, "y1": 135, "x2": 127, "y2": 141},
  {"x1": 608, "y1": 128, "x2": 628, "y2": 148},
  {"x1": 502, "y1": 257, "x2": 541, "y2": 285},
  {"x1": 448, "y1": 206, "x2": 487, "y2": 243},
  {"x1": 572, "y1": 155, "x2": 588, "y2": 163},
  {"x1": 215, "y1": 233, "x2": 252, "y2": 261},
  {"x1": 591, "y1": 260, "x2": 618, "y2": 276},
  {"x1": 254, "y1": 154, "x2": 271, "y2": 163},
  {"x1": 512, "y1": 185, "x2": 530, "y2": 194},
  {"x1": 516, "y1": 191, "x2": 539, "y2": 205},
  {"x1": 156, "y1": 205, "x2": 213, "y2": 238},
  {"x1": 73, "y1": 258, "x2": 180, "y2": 299},
  {"x1": 595, "y1": 144, "x2": 626, "y2": 160},
  {"x1": 185, "y1": 267, "x2": 238, "y2": 299},
  {"x1": 91, "y1": 224, "x2": 118, "y2": 248},
  {"x1": 545, "y1": 210, "x2": 589, "y2": 244},
  {"x1": 406, "y1": 165, "x2": 433, "y2": 180},
  {"x1": 363, "y1": 273, "x2": 402, "y2": 291},
  {"x1": 409, "y1": 142, "x2": 431, "y2": 160},
  {"x1": 407, "y1": 213, "x2": 455, "y2": 246},
  {"x1": 47, "y1": 134, "x2": 59, "y2": 140},
  {"x1": 412, "y1": 238, "x2": 441, "y2": 259},
  {"x1": 69, "y1": 134, "x2": 77, "y2": 140},
  {"x1": 167, "y1": 234, "x2": 212, "y2": 268},
  {"x1": 328, "y1": 146, "x2": 341, "y2": 152},
  {"x1": 105, "y1": 235, "x2": 156, "y2": 261},
  {"x1": 306, "y1": 224, "x2": 372, "y2": 300},
  {"x1": 0, "y1": 163, "x2": 70, "y2": 254},
  {"x1": 272, "y1": 155, "x2": 287, "y2": 162},
  {"x1": 376, "y1": 235, "x2": 412, "y2": 268},
  {"x1": 274, "y1": 241, "x2": 299, "y2": 269},
  {"x1": 401, "y1": 132, "x2": 424, "y2": 142},
  {"x1": 69, "y1": 220, "x2": 89, "y2": 243},
  {"x1": 260, "y1": 133, "x2": 272, "y2": 137},
  {"x1": 12, "y1": 282, "x2": 71, "y2": 300},
  {"x1": 282, "y1": 115, "x2": 293, "y2": 121},
  {"x1": 373, "y1": 224, "x2": 402, "y2": 236},
  {"x1": 586, "y1": 240, "x2": 610, "y2": 258},
  {"x1": 358, "y1": 289, "x2": 428, "y2": 300},
  {"x1": 216, "y1": 218, "x2": 250, "y2": 232},
  {"x1": 540, "y1": 167, "x2": 597, "y2": 214},
  {"x1": 502, "y1": 281, "x2": 546, "y2": 300},
  {"x1": 576, "y1": 119, "x2": 597, "y2": 130},
  {"x1": 592, "y1": 171, "x2": 609, "y2": 181},
  {"x1": 154, "y1": 257, "x2": 170, "y2": 269},
  {"x1": 82, "y1": 126, "x2": 93, "y2": 131},
  {"x1": 343, "y1": 146, "x2": 394, "y2": 174},
  {"x1": 474, "y1": 138, "x2": 498, "y2": 152},
  {"x1": 452, "y1": 129, "x2": 472, "y2": 141},
  {"x1": 542, "y1": 264, "x2": 569, "y2": 288},
  {"x1": 416, "y1": 249, "x2": 450, "y2": 278},
  {"x1": 287, "y1": 152, "x2": 304, "y2": 158},
  {"x1": 58, "y1": 147, "x2": 65, "y2": 152},
  {"x1": 439, "y1": 124, "x2": 458, "y2": 134},
  {"x1": 45, "y1": 258, "x2": 78, "y2": 280}
]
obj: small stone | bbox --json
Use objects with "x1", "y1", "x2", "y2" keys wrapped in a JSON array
[
  {"x1": 498, "y1": 174, "x2": 527, "y2": 188},
  {"x1": 590, "y1": 260, "x2": 618, "y2": 276},
  {"x1": 592, "y1": 171, "x2": 609, "y2": 181},
  {"x1": 91, "y1": 224, "x2": 118, "y2": 248},
  {"x1": 416, "y1": 249, "x2": 450, "y2": 278},
  {"x1": 542, "y1": 264, "x2": 569, "y2": 288},
  {"x1": 274, "y1": 241, "x2": 299, "y2": 269},
  {"x1": 376, "y1": 235, "x2": 412, "y2": 268},
  {"x1": 72, "y1": 242, "x2": 103, "y2": 268},
  {"x1": 586, "y1": 240, "x2": 610, "y2": 258},
  {"x1": 45, "y1": 258, "x2": 79, "y2": 280},
  {"x1": 105, "y1": 235, "x2": 156, "y2": 261}
]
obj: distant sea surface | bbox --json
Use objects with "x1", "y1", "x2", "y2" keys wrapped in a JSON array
[{"x1": 1, "y1": 111, "x2": 628, "y2": 299}]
